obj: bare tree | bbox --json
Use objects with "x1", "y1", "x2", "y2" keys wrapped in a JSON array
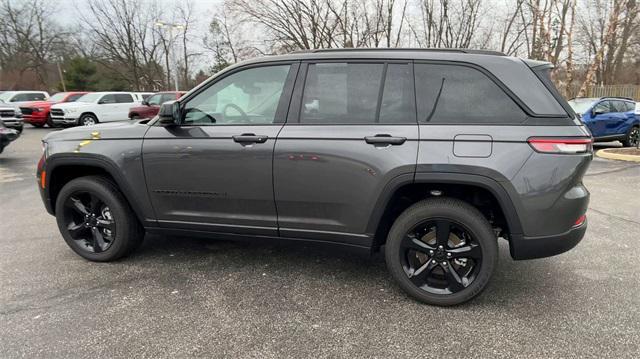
[
  {"x1": 578, "y1": 0, "x2": 627, "y2": 96},
  {"x1": 410, "y1": 0, "x2": 483, "y2": 48},
  {"x1": 0, "y1": 0, "x2": 68, "y2": 88},
  {"x1": 79, "y1": 0, "x2": 165, "y2": 90}
]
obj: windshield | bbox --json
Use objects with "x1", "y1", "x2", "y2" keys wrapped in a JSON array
[
  {"x1": 0, "y1": 92, "x2": 15, "y2": 102},
  {"x1": 75, "y1": 93, "x2": 102, "y2": 103},
  {"x1": 48, "y1": 93, "x2": 68, "y2": 102},
  {"x1": 568, "y1": 99, "x2": 596, "y2": 114}
]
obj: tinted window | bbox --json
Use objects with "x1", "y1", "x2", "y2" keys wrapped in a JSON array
[
  {"x1": 626, "y1": 102, "x2": 636, "y2": 112},
  {"x1": 100, "y1": 94, "x2": 116, "y2": 104},
  {"x1": 115, "y1": 94, "x2": 133, "y2": 103},
  {"x1": 415, "y1": 64, "x2": 526, "y2": 124},
  {"x1": 183, "y1": 65, "x2": 290, "y2": 125},
  {"x1": 379, "y1": 64, "x2": 415, "y2": 123},
  {"x1": 301, "y1": 63, "x2": 383, "y2": 124}
]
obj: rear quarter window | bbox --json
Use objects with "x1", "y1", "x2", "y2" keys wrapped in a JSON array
[{"x1": 415, "y1": 63, "x2": 526, "y2": 124}]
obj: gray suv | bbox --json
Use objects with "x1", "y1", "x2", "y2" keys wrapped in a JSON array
[{"x1": 37, "y1": 49, "x2": 592, "y2": 306}]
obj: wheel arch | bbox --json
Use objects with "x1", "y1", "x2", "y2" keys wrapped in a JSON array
[
  {"x1": 44, "y1": 154, "x2": 149, "y2": 227},
  {"x1": 367, "y1": 172, "x2": 524, "y2": 250},
  {"x1": 79, "y1": 112, "x2": 99, "y2": 122}
]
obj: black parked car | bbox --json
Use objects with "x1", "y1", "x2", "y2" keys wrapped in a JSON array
[
  {"x1": 0, "y1": 119, "x2": 20, "y2": 154},
  {"x1": 37, "y1": 49, "x2": 592, "y2": 306}
]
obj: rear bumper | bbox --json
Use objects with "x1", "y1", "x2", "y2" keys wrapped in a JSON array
[
  {"x1": 509, "y1": 219, "x2": 587, "y2": 260},
  {"x1": 2, "y1": 119, "x2": 23, "y2": 132}
]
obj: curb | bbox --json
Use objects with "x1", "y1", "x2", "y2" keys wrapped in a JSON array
[{"x1": 596, "y1": 149, "x2": 640, "y2": 162}]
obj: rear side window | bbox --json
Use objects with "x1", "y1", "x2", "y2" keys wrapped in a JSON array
[
  {"x1": 626, "y1": 102, "x2": 636, "y2": 112},
  {"x1": 115, "y1": 94, "x2": 134, "y2": 103},
  {"x1": 300, "y1": 62, "x2": 415, "y2": 124},
  {"x1": 379, "y1": 64, "x2": 415, "y2": 123},
  {"x1": 100, "y1": 94, "x2": 116, "y2": 104},
  {"x1": 415, "y1": 63, "x2": 526, "y2": 124},
  {"x1": 301, "y1": 63, "x2": 382, "y2": 124}
]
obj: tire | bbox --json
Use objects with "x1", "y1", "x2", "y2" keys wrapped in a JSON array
[
  {"x1": 54, "y1": 176, "x2": 144, "y2": 261},
  {"x1": 79, "y1": 114, "x2": 98, "y2": 126},
  {"x1": 384, "y1": 197, "x2": 498, "y2": 306},
  {"x1": 621, "y1": 126, "x2": 639, "y2": 147},
  {"x1": 46, "y1": 114, "x2": 57, "y2": 128},
  {"x1": 130, "y1": 114, "x2": 140, "y2": 120}
]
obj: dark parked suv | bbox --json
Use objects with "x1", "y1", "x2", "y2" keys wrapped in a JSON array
[{"x1": 37, "y1": 49, "x2": 592, "y2": 305}]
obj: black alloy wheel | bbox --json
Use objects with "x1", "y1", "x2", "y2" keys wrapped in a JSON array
[
  {"x1": 385, "y1": 198, "x2": 497, "y2": 306},
  {"x1": 55, "y1": 176, "x2": 144, "y2": 261},
  {"x1": 400, "y1": 219, "x2": 482, "y2": 295},
  {"x1": 62, "y1": 191, "x2": 116, "y2": 253}
]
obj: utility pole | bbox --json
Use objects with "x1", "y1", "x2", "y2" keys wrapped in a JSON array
[
  {"x1": 57, "y1": 60, "x2": 67, "y2": 92},
  {"x1": 155, "y1": 21, "x2": 185, "y2": 91}
]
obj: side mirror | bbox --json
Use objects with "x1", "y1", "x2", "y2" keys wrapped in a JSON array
[
  {"x1": 158, "y1": 101, "x2": 181, "y2": 125},
  {"x1": 592, "y1": 109, "x2": 605, "y2": 117},
  {"x1": 141, "y1": 100, "x2": 149, "y2": 106}
]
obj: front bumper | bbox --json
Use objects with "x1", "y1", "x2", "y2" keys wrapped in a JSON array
[
  {"x1": 509, "y1": 219, "x2": 588, "y2": 260},
  {"x1": 22, "y1": 113, "x2": 48, "y2": 125},
  {"x1": 51, "y1": 116, "x2": 78, "y2": 125},
  {"x1": 2, "y1": 119, "x2": 24, "y2": 132}
]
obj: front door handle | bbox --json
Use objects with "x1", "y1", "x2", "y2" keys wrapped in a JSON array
[
  {"x1": 364, "y1": 134, "x2": 407, "y2": 145},
  {"x1": 232, "y1": 133, "x2": 268, "y2": 144}
]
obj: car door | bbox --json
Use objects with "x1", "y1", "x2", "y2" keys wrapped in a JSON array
[
  {"x1": 588, "y1": 101, "x2": 611, "y2": 138},
  {"x1": 96, "y1": 94, "x2": 119, "y2": 122},
  {"x1": 115, "y1": 93, "x2": 135, "y2": 121},
  {"x1": 142, "y1": 63, "x2": 298, "y2": 235},
  {"x1": 273, "y1": 62, "x2": 419, "y2": 246},
  {"x1": 608, "y1": 100, "x2": 631, "y2": 136}
]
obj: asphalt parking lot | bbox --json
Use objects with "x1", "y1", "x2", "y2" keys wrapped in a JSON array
[{"x1": 1, "y1": 128, "x2": 639, "y2": 358}]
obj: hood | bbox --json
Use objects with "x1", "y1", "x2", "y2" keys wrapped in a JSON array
[
  {"x1": 20, "y1": 101, "x2": 54, "y2": 109},
  {"x1": 43, "y1": 120, "x2": 151, "y2": 142}
]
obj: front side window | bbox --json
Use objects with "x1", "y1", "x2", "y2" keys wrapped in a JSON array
[
  {"x1": 183, "y1": 65, "x2": 291, "y2": 125},
  {"x1": 593, "y1": 101, "x2": 611, "y2": 114},
  {"x1": 146, "y1": 94, "x2": 162, "y2": 106},
  {"x1": 160, "y1": 93, "x2": 177, "y2": 104},
  {"x1": 415, "y1": 63, "x2": 526, "y2": 124}
]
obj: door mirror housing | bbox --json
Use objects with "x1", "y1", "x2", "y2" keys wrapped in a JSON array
[
  {"x1": 141, "y1": 100, "x2": 149, "y2": 106},
  {"x1": 158, "y1": 101, "x2": 181, "y2": 125},
  {"x1": 592, "y1": 109, "x2": 605, "y2": 117}
]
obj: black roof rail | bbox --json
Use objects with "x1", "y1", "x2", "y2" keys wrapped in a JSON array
[
  {"x1": 291, "y1": 48, "x2": 506, "y2": 56},
  {"x1": 600, "y1": 96, "x2": 635, "y2": 101}
]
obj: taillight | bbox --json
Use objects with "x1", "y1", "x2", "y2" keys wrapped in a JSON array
[
  {"x1": 527, "y1": 137, "x2": 592, "y2": 154},
  {"x1": 573, "y1": 214, "x2": 586, "y2": 227}
]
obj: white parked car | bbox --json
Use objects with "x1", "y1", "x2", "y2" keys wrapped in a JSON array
[
  {"x1": 0, "y1": 91, "x2": 50, "y2": 105},
  {"x1": 50, "y1": 92, "x2": 141, "y2": 126}
]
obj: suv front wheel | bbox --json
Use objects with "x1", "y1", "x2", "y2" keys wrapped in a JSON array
[
  {"x1": 55, "y1": 176, "x2": 144, "y2": 261},
  {"x1": 385, "y1": 198, "x2": 498, "y2": 306}
]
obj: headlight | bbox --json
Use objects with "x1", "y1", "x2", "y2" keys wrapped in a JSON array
[{"x1": 33, "y1": 108, "x2": 43, "y2": 112}]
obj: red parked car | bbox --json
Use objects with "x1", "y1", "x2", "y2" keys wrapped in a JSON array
[
  {"x1": 20, "y1": 92, "x2": 88, "y2": 127},
  {"x1": 128, "y1": 91, "x2": 185, "y2": 120}
]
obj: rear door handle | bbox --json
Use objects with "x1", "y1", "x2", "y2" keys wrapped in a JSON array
[
  {"x1": 232, "y1": 133, "x2": 268, "y2": 144},
  {"x1": 364, "y1": 134, "x2": 407, "y2": 145}
]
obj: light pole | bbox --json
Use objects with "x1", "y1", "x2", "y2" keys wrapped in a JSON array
[{"x1": 155, "y1": 21, "x2": 185, "y2": 91}]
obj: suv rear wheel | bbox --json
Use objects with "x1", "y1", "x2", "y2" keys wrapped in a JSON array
[
  {"x1": 55, "y1": 176, "x2": 144, "y2": 261},
  {"x1": 385, "y1": 197, "x2": 497, "y2": 306}
]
